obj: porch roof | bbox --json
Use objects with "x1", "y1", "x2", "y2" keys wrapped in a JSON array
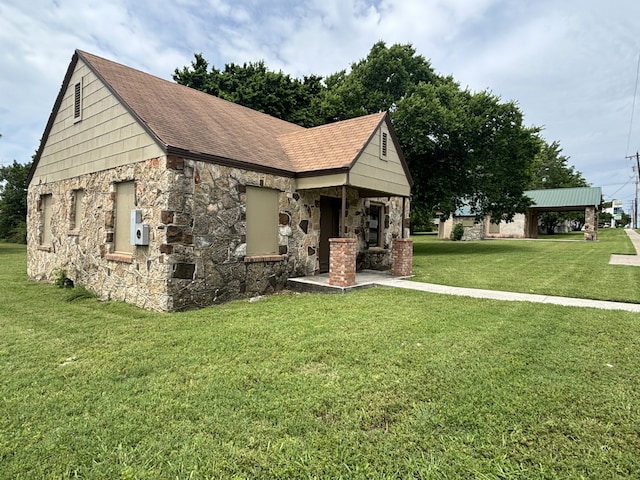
[{"x1": 525, "y1": 187, "x2": 602, "y2": 212}]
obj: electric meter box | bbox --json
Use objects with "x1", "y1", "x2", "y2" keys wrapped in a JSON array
[{"x1": 130, "y1": 209, "x2": 150, "y2": 246}]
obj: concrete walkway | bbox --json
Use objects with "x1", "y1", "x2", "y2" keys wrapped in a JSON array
[
  {"x1": 288, "y1": 270, "x2": 640, "y2": 313},
  {"x1": 288, "y1": 228, "x2": 640, "y2": 313},
  {"x1": 609, "y1": 228, "x2": 640, "y2": 266},
  {"x1": 376, "y1": 277, "x2": 640, "y2": 313}
]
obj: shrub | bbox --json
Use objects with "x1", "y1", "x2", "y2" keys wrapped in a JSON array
[{"x1": 452, "y1": 222, "x2": 464, "y2": 241}]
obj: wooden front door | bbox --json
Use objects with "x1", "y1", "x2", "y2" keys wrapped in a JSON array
[{"x1": 319, "y1": 196, "x2": 341, "y2": 273}]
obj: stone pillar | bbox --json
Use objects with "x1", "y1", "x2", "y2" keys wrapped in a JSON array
[
  {"x1": 584, "y1": 206, "x2": 597, "y2": 241},
  {"x1": 329, "y1": 238, "x2": 357, "y2": 287},
  {"x1": 391, "y1": 238, "x2": 413, "y2": 277}
]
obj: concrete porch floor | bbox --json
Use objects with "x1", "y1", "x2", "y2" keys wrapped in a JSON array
[{"x1": 286, "y1": 270, "x2": 410, "y2": 294}]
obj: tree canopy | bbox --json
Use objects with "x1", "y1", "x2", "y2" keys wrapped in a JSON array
[
  {"x1": 526, "y1": 141, "x2": 590, "y2": 234},
  {"x1": 528, "y1": 141, "x2": 588, "y2": 190},
  {"x1": 0, "y1": 160, "x2": 31, "y2": 243},
  {"x1": 174, "y1": 42, "x2": 551, "y2": 221},
  {"x1": 173, "y1": 55, "x2": 324, "y2": 127}
]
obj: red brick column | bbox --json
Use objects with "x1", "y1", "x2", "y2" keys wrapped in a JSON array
[
  {"x1": 329, "y1": 238, "x2": 357, "y2": 287},
  {"x1": 391, "y1": 238, "x2": 413, "y2": 277}
]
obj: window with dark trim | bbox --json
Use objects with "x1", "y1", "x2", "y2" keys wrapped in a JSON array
[{"x1": 368, "y1": 204, "x2": 383, "y2": 247}]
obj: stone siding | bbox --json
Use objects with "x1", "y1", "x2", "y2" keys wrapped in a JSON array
[
  {"x1": 28, "y1": 154, "x2": 409, "y2": 311},
  {"x1": 27, "y1": 157, "x2": 172, "y2": 310}
]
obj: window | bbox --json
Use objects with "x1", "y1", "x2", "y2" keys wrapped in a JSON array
[
  {"x1": 114, "y1": 181, "x2": 135, "y2": 254},
  {"x1": 73, "y1": 80, "x2": 82, "y2": 122},
  {"x1": 246, "y1": 186, "x2": 279, "y2": 256},
  {"x1": 40, "y1": 194, "x2": 52, "y2": 246},
  {"x1": 368, "y1": 204, "x2": 383, "y2": 247},
  {"x1": 70, "y1": 189, "x2": 84, "y2": 231},
  {"x1": 380, "y1": 131, "x2": 388, "y2": 158}
]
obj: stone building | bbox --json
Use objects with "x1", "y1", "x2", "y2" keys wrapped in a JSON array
[
  {"x1": 438, "y1": 187, "x2": 601, "y2": 241},
  {"x1": 27, "y1": 50, "x2": 413, "y2": 311},
  {"x1": 485, "y1": 187, "x2": 601, "y2": 240}
]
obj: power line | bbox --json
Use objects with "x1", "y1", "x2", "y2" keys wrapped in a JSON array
[{"x1": 626, "y1": 152, "x2": 640, "y2": 228}]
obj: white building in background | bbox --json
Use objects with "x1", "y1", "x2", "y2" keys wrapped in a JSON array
[{"x1": 602, "y1": 200, "x2": 623, "y2": 228}]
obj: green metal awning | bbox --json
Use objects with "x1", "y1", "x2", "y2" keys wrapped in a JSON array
[{"x1": 524, "y1": 187, "x2": 602, "y2": 211}]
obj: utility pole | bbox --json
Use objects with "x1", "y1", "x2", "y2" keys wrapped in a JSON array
[{"x1": 626, "y1": 152, "x2": 640, "y2": 228}]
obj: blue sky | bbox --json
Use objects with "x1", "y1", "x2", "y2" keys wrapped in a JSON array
[{"x1": 2, "y1": 0, "x2": 640, "y2": 212}]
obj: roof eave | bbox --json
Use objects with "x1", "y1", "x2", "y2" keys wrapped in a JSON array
[{"x1": 166, "y1": 146, "x2": 296, "y2": 178}]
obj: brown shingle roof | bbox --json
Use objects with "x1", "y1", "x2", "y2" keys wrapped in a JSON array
[
  {"x1": 33, "y1": 50, "x2": 402, "y2": 183},
  {"x1": 78, "y1": 50, "x2": 305, "y2": 174},
  {"x1": 279, "y1": 112, "x2": 386, "y2": 173}
]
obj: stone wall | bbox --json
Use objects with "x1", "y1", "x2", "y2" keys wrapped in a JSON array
[
  {"x1": 461, "y1": 220, "x2": 485, "y2": 241},
  {"x1": 485, "y1": 213, "x2": 526, "y2": 238},
  {"x1": 28, "y1": 154, "x2": 409, "y2": 311},
  {"x1": 27, "y1": 157, "x2": 172, "y2": 310}
]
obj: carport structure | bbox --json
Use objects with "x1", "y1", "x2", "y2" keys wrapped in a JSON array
[{"x1": 524, "y1": 187, "x2": 602, "y2": 241}]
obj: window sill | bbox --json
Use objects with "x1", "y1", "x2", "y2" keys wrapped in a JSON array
[
  {"x1": 367, "y1": 246, "x2": 387, "y2": 252},
  {"x1": 105, "y1": 253, "x2": 134, "y2": 264},
  {"x1": 67, "y1": 230, "x2": 80, "y2": 236},
  {"x1": 38, "y1": 245, "x2": 52, "y2": 252},
  {"x1": 244, "y1": 254, "x2": 286, "y2": 263}
]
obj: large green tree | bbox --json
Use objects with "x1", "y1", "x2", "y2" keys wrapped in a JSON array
[
  {"x1": 320, "y1": 42, "x2": 541, "y2": 221},
  {"x1": 173, "y1": 55, "x2": 324, "y2": 127},
  {"x1": 174, "y1": 42, "x2": 543, "y2": 221},
  {"x1": 528, "y1": 141, "x2": 588, "y2": 190},
  {"x1": 0, "y1": 160, "x2": 31, "y2": 243},
  {"x1": 527, "y1": 141, "x2": 590, "y2": 234}
]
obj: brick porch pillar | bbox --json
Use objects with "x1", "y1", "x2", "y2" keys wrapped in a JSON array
[
  {"x1": 391, "y1": 238, "x2": 413, "y2": 277},
  {"x1": 329, "y1": 238, "x2": 357, "y2": 287}
]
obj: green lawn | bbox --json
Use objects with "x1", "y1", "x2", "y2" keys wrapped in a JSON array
[
  {"x1": 1, "y1": 241, "x2": 640, "y2": 479},
  {"x1": 412, "y1": 228, "x2": 640, "y2": 303}
]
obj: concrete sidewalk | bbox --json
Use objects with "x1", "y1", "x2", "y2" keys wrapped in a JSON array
[
  {"x1": 609, "y1": 229, "x2": 640, "y2": 266},
  {"x1": 375, "y1": 277, "x2": 640, "y2": 313},
  {"x1": 288, "y1": 229, "x2": 640, "y2": 313},
  {"x1": 288, "y1": 270, "x2": 640, "y2": 313}
]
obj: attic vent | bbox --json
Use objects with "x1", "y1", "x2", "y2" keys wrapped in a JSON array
[
  {"x1": 73, "y1": 81, "x2": 82, "y2": 122},
  {"x1": 381, "y1": 131, "x2": 388, "y2": 158}
]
